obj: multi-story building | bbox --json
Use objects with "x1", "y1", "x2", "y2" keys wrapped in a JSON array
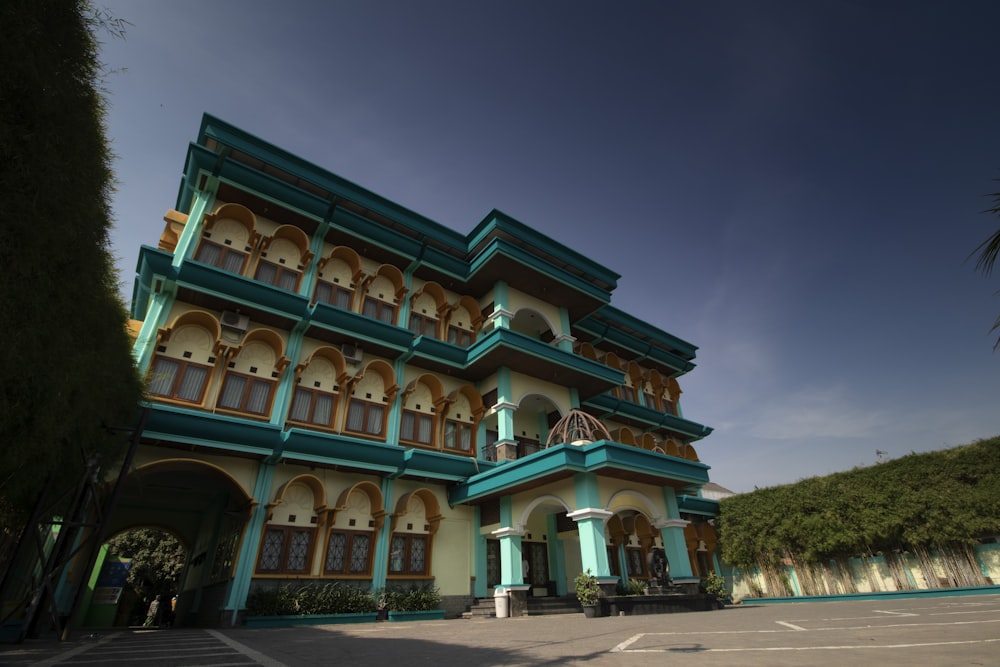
[{"x1": 119, "y1": 114, "x2": 718, "y2": 625}]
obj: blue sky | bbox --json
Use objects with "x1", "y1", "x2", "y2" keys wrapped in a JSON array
[{"x1": 97, "y1": 1, "x2": 1000, "y2": 493}]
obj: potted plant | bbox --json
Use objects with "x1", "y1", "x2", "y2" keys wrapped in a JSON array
[
  {"x1": 701, "y1": 571, "x2": 730, "y2": 608},
  {"x1": 574, "y1": 569, "x2": 601, "y2": 618}
]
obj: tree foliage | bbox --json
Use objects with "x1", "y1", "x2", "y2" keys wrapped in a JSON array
[
  {"x1": 971, "y1": 184, "x2": 1000, "y2": 349},
  {"x1": 0, "y1": 0, "x2": 144, "y2": 531},
  {"x1": 106, "y1": 529, "x2": 186, "y2": 601},
  {"x1": 718, "y1": 436, "x2": 1000, "y2": 570}
]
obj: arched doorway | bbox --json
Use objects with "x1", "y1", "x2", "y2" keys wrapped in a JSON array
[{"x1": 97, "y1": 459, "x2": 253, "y2": 627}]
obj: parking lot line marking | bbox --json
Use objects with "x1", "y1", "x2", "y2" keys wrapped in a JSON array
[
  {"x1": 33, "y1": 631, "x2": 124, "y2": 667},
  {"x1": 776, "y1": 621, "x2": 807, "y2": 631},
  {"x1": 614, "y1": 637, "x2": 1000, "y2": 653},
  {"x1": 610, "y1": 633, "x2": 645, "y2": 652},
  {"x1": 206, "y1": 629, "x2": 288, "y2": 667},
  {"x1": 874, "y1": 610, "x2": 917, "y2": 616}
]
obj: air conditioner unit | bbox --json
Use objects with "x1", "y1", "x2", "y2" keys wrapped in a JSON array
[
  {"x1": 342, "y1": 343, "x2": 364, "y2": 365},
  {"x1": 220, "y1": 311, "x2": 250, "y2": 332}
]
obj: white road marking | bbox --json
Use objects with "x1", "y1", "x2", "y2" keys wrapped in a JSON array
[
  {"x1": 873, "y1": 609, "x2": 917, "y2": 616},
  {"x1": 776, "y1": 621, "x2": 807, "y2": 631},
  {"x1": 206, "y1": 629, "x2": 289, "y2": 667},
  {"x1": 616, "y1": 637, "x2": 1000, "y2": 653},
  {"x1": 33, "y1": 632, "x2": 123, "y2": 666}
]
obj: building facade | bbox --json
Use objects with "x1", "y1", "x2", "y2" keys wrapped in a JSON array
[{"x1": 118, "y1": 115, "x2": 719, "y2": 625}]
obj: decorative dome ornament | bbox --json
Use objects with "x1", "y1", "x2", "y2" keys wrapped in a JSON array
[{"x1": 545, "y1": 409, "x2": 612, "y2": 447}]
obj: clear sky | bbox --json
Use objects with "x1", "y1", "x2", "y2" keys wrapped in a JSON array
[{"x1": 96, "y1": 1, "x2": 1000, "y2": 493}]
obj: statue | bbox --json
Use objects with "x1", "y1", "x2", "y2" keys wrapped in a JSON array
[{"x1": 645, "y1": 548, "x2": 672, "y2": 588}]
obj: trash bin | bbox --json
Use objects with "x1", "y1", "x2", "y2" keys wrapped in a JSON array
[{"x1": 493, "y1": 587, "x2": 509, "y2": 618}]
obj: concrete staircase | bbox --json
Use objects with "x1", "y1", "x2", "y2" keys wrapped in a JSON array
[{"x1": 461, "y1": 596, "x2": 582, "y2": 619}]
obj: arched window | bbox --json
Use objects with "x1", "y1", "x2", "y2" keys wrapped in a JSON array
[
  {"x1": 408, "y1": 290, "x2": 440, "y2": 338},
  {"x1": 257, "y1": 478, "x2": 321, "y2": 575},
  {"x1": 195, "y1": 204, "x2": 258, "y2": 275},
  {"x1": 361, "y1": 266, "x2": 405, "y2": 325},
  {"x1": 254, "y1": 226, "x2": 311, "y2": 292},
  {"x1": 288, "y1": 348, "x2": 346, "y2": 430},
  {"x1": 148, "y1": 313, "x2": 220, "y2": 406},
  {"x1": 443, "y1": 387, "x2": 483, "y2": 456},
  {"x1": 399, "y1": 377, "x2": 441, "y2": 448},
  {"x1": 389, "y1": 490, "x2": 440, "y2": 578},
  {"x1": 315, "y1": 247, "x2": 360, "y2": 309},
  {"x1": 446, "y1": 296, "x2": 481, "y2": 348},
  {"x1": 344, "y1": 362, "x2": 397, "y2": 439},
  {"x1": 217, "y1": 333, "x2": 286, "y2": 418},
  {"x1": 324, "y1": 483, "x2": 385, "y2": 577}
]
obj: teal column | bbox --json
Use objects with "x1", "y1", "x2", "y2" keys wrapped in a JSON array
[
  {"x1": 270, "y1": 320, "x2": 309, "y2": 427},
  {"x1": 300, "y1": 219, "x2": 329, "y2": 299},
  {"x1": 388, "y1": 352, "x2": 415, "y2": 446},
  {"x1": 546, "y1": 514, "x2": 566, "y2": 595},
  {"x1": 617, "y1": 543, "x2": 629, "y2": 588},
  {"x1": 658, "y1": 486, "x2": 693, "y2": 578},
  {"x1": 473, "y1": 506, "x2": 488, "y2": 598},
  {"x1": 492, "y1": 497, "x2": 525, "y2": 586},
  {"x1": 555, "y1": 306, "x2": 574, "y2": 352},
  {"x1": 569, "y1": 472, "x2": 612, "y2": 576},
  {"x1": 493, "y1": 366, "x2": 517, "y2": 462},
  {"x1": 491, "y1": 280, "x2": 512, "y2": 329},
  {"x1": 132, "y1": 287, "x2": 175, "y2": 375},
  {"x1": 371, "y1": 477, "x2": 396, "y2": 592},
  {"x1": 172, "y1": 183, "x2": 217, "y2": 268},
  {"x1": 225, "y1": 461, "x2": 276, "y2": 624},
  {"x1": 568, "y1": 387, "x2": 580, "y2": 411}
]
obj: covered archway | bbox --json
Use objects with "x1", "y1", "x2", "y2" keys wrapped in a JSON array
[{"x1": 100, "y1": 458, "x2": 253, "y2": 628}]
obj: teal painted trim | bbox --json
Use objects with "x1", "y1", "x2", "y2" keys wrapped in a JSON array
[
  {"x1": 371, "y1": 478, "x2": 395, "y2": 592},
  {"x1": 177, "y1": 262, "x2": 312, "y2": 319},
  {"x1": 468, "y1": 238, "x2": 612, "y2": 303},
  {"x1": 473, "y1": 507, "x2": 487, "y2": 598},
  {"x1": 131, "y1": 245, "x2": 175, "y2": 319},
  {"x1": 493, "y1": 280, "x2": 510, "y2": 328},
  {"x1": 677, "y1": 495, "x2": 720, "y2": 516},
  {"x1": 310, "y1": 303, "x2": 415, "y2": 350},
  {"x1": 750, "y1": 586, "x2": 1000, "y2": 605},
  {"x1": 449, "y1": 441, "x2": 710, "y2": 505},
  {"x1": 576, "y1": 306, "x2": 698, "y2": 360},
  {"x1": 467, "y1": 210, "x2": 620, "y2": 290},
  {"x1": 569, "y1": 387, "x2": 580, "y2": 410},
  {"x1": 144, "y1": 404, "x2": 284, "y2": 456},
  {"x1": 282, "y1": 428, "x2": 404, "y2": 472},
  {"x1": 225, "y1": 461, "x2": 276, "y2": 622},
  {"x1": 245, "y1": 612, "x2": 378, "y2": 627},
  {"x1": 410, "y1": 335, "x2": 467, "y2": 367},
  {"x1": 388, "y1": 609, "x2": 445, "y2": 621},
  {"x1": 177, "y1": 143, "x2": 221, "y2": 213},
  {"x1": 172, "y1": 185, "x2": 215, "y2": 269},
  {"x1": 468, "y1": 328, "x2": 623, "y2": 386},
  {"x1": 198, "y1": 115, "x2": 468, "y2": 248},
  {"x1": 584, "y1": 393, "x2": 713, "y2": 440}
]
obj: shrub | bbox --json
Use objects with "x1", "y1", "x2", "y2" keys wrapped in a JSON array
[
  {"x1": 382, "y1": 585, "x2": 442, "y2": 611},
  {"x1": 245, "y1": 582, "x2": 376, "y2": 616},
  {"x1": 574, "y1": 569, "x2": 600, "y2": 606}
]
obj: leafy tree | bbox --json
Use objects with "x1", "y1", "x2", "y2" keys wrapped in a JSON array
[
  {"x1": 971, "y1": 185, "x2": 1000, "y2": 349},
  {"x1": 106, "y1": 529, "x2": 186, "y2": 602},
  {"x1": 718, "y1": 436, "x2": 1000, "y2": 569},
  {"x1": 0, "y1": 0, "x2": 144, "y2": 537}
]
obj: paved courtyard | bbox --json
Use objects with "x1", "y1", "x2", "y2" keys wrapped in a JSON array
[{"x1": 3, "y1": 593, "x2": 998, "y2": 666}]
